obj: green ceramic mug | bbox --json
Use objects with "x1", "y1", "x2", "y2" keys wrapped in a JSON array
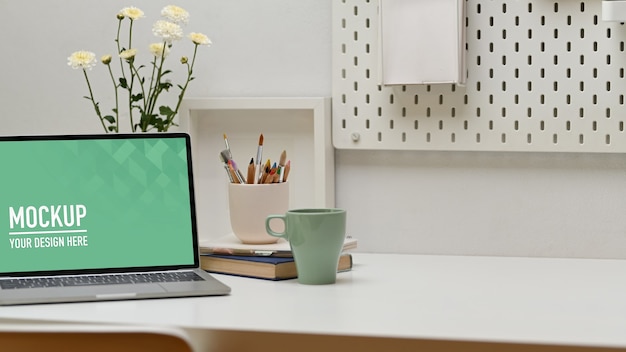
[{"x1": 266, "y1": 208, "x2": 347, "y2": 285}]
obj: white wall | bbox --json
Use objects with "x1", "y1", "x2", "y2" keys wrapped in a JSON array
[
  {"x1": 2, "y1": 0, "x2": 625, "y2": 259},
  {"x1": 0, "y1": 0, "x2": 330, "y2": 134}
]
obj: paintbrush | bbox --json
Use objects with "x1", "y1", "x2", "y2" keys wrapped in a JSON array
[
  {"x1": 219, "y1": 152, "x2": 234, "y2": 183},
  {"x1": 278, "y1": 150, "x2": 286, "y2": 182},
  {"x1": 222, "y1": 133, "x2": 232, "y2": 159},
  {"x1": 220, "y1": 149, "x2": 245, "y2": 184},
  {"x1": 254, "y1": 134, "x2": 263, "y2": 184}
]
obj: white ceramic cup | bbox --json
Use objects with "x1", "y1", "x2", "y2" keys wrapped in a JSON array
[{"x1": 228, "y1": 182, "x2": 289, "y2": 244}]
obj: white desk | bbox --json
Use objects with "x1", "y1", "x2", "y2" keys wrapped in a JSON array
[{"x1": 1, "y1": 253, "x2": 626, "y2": 352}]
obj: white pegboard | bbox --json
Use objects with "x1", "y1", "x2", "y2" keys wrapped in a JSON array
[{"x1": 332, "y1": 0, "x2": 626, "y2": 152}]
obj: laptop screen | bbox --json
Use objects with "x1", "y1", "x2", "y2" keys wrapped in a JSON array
[{"x1": 0, "y1": 134, "x2": 199, "y2": 275}]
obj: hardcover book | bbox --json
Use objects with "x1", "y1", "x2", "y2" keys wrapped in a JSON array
[
  {"x1": 199, "y1": 234, "x2": 357, "y2": 257},
  {"x1": 201, "y1": 253, "x2": 353, "y2": 281}
]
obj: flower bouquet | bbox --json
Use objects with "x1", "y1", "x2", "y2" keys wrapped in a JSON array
[{"x1": 68, "y1": 5, "x2": 211, "y2": 132}]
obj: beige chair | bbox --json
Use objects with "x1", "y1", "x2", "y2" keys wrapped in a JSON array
[{"x1": 0, "y1": 322, "x2": 195, "y2": 352}]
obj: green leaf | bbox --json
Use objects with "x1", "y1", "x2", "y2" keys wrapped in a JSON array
[
  {"x1": 140, "y1": 113, "x2": 159, "y2": 126},
  {"x1": 131, "y1": 93, "x2": 143, "y2": 102},
  {"x1": 159, "y1": 82, "x2": 172, "y2": 91},
  {"x1": 153, "y1": 117, "x2": 167, "y2": 132},
  {"x1": 119, "y1": 78, "x2": 128, "y2": 89},
  {"x1": 108, "y1": 126, "x2": 118, "y2": 132},
  {"x1": 159, "y1": 106, "x2": 175, "y2": 118},
  {"x1": 103, "y1": 115, "x2": 116, "y2": 124}
]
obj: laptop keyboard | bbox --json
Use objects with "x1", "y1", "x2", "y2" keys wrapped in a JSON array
[{"x1": 0, "y1": 271, "x2": 204, "y2": 290}]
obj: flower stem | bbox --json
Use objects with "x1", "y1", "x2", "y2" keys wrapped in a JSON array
[
  {"x1": 106, "y1": 65, "x2": 120, "y2": 133},
  {"x1": 130, "y1": 61, "x2": 148, "y2": 111},
  {"x1": 146, "y1": 51, "x2": 165, "y2": 121},
  {"x1": 128, "y1": 20, "x2": 134, "y2": 51},
  {"x1": 115, "y1": 18, "x2": 135, "y2": 131},
  {"x1": 115, "y1": 19, "x2": 128, "y2": 83},
  {"x1": 144, "y1": 46, "x2": 168, "y2": 131},
  {"x1": 127, "y1": 20, "x2": 137, "y2": 131},
  {"x1": 82, "y1": 69, "x2": 108, "y2": 133},
  {"x1": 146, "y1": 57, "x2": 159, "y2": 115},
  {"x1": 167, "y1": 44, "x2": 199, "y2": 130}
]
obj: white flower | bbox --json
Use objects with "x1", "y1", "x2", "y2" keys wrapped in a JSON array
[
  {"x1": 69, "y1": 5, "x2": 209, "y2": 133},
  {"x1": 149, "y1": 43, "x2": 170, "y2": 58},
  {"x1": 161, "y1": 5, "x2": 189, "y2": 25},
  {"x1": 67, "y1": 51, "x2": 97, "y2": 70},
  {"x1": 188, "y1": 32, "x2": 211, "y2": 46},
  {"x1": 152, "y1": 20, "x2": 183, "y2": 43},
  {"x1": 119, "y1": 7, "x2": 144, "y2": 20},
  {"x1": 119, "y1": 48, "x2": 137, "y2": 61}
]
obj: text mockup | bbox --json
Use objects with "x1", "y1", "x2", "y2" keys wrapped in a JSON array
[{"x1": 7, "y1": 204, "x2": 89, "y2": 249}]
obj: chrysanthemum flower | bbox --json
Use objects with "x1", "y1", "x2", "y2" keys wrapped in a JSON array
[
  {"x1": 188, "y1": 32, "x2": 211, "y2": 46},
  {"x1": 68, "y1": 51, "x2": 97, "y2": 70},
  {"x1": 161, "y1": 5, "x2": 189, "y2": 25},
  {"x1": 119, "y1": 7, "x2": 144, "y2": 20},
  {"x1": 69, "y1": 5, "x2": 209, "y2": 134},
  {"x1": 152, "y1": 20, "x2": 183, "y2": 43},
  {"x1": 119, "y1": 48, "x2": 138, "y2": 61},
  {"x1": 149, "y1": 43, "x2": 170, "y2": 58}
]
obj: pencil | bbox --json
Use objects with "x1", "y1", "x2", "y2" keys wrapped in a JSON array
[
  {"x1": 269, "y1": 166, "x2": 278, "y2": 183},
  {"x1": 231, "y1": 160, "x2": 246, "y2": 184},
  {"x1": 283, "y1": 160, "x2": 291, "y2": 182},
  {"x1": 260, "y1": 159, "x2": 271, "y2": 183},
  {"x1": 223, "y1": 164, "x2": 234, "y2": 182},
  {"x1": 227, "y1": 161, "x2": 239, "y2": 184},
  {"x1": 246, "y1": 158, "x2": 255, "y2": 184},
  {"x1": 264, "y1": 169, "x2": 276, "y2": 184},
  {"x1": 254, "y1": 134, "x2": 263, "y2": 184},
  {"x1": 260, "y1": 165, "x2": 269, "y2": 184}
]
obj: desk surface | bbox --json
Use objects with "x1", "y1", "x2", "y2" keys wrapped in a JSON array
[{"x1": 1, "y1": 253, "x2": 626, "y2": 350}]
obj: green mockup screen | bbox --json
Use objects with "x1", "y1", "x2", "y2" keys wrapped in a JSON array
[{"x1": 0, "y1": 135, "x2": 196, "y2": 274}]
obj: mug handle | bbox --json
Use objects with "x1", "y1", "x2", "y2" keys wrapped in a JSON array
[{"x1": 265, "y1": 214, "x2": 287, "y2": 239}]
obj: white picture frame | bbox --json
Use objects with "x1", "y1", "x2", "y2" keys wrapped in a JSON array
[{"x1": 179, "y1": 97, "x2": 334, "y2": 240}]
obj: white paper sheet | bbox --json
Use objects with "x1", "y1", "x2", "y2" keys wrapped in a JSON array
[{"x1": 379, "y1": 0, "x2": 465, "y2": 85}]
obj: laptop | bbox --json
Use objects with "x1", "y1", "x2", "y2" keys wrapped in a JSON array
[{"x1": 0, "y1": 133, "x2": 231, "y2": 305}]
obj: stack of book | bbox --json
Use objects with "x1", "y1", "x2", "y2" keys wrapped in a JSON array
[{"x1": 199, "y1": 235, "x2": 357, "y2": 281}]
